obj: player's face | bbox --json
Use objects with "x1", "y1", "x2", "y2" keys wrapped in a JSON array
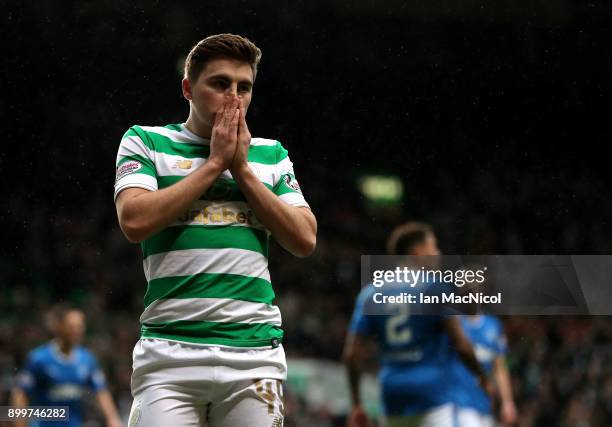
[
  {"x1": 422, "y1": 233, "x2": 441, "y2": 256},
  {"x1": 58, "y1": 310, "x2": 85, "y2": 346},
  {"x1": 413, "y1": 233, "x2": 441, "y2": 257},
  {"x1": 183, "y1": 58, "x2": 254, "y2": 129},
  {"x1": 411, "y1": 233, "x2": 441, "y2": 268}
]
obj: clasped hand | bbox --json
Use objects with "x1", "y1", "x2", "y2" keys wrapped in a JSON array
[{"x1": 209, "y1": 96, "x2": 251, "y2": 176}]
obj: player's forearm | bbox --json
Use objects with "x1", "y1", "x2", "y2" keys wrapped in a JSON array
[
  {"x1": 232, "y1": 165, "x2": 316, "y2": 257},
  {"x1": 343, "y1": 334, "x2": 364, "y2": 406},
  {"x1": 118, "y1": 159, "x2": 225, "y2": 243},
  {"x1": 444, "y1": 318, "x2": 487, "y2": 381},
  {"x1": 457, "y1": 343, "x2": 486, "y2": 380},
  {"x1": 346, "y1": 365, "x2": 362, "y2": 406},
  {"x1": 495, "y1": 357, "x2": 514, "y2": 405},
  {"x1": 10, "y1": 388, "x2": 28, "y2": 427},
  {"x1": 96, "y1": 390, "x2": 121, "y2": 424}
]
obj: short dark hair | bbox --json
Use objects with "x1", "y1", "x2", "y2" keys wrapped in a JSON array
[
  {"x1": 184, "y1": 34, "x2": 262, "y2": 82},
  {"x1": 386, "y1": 222, "x2": 434, "y2": 255},
  {"x1": 46, "y1": 303, "x2": 82, "y2": 329}
]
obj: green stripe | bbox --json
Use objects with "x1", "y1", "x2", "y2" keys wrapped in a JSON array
[
  {"x1": 248, "y1": 144, "x2": 286, "y2": 165},
  {"x1": 123, "y1": 127, "x2": 155, "y2": 150},
  {"x1": 278, "y1": 144, "x2": 288, "y2": 162},
  {"x1": 144, "y1": 273, "x2": 274, "y2": 307},
  {"x1": 147, "y1": 130, "x2": 211, "y2": 158},
  {"x1": 158, "y1": 175, "x2": 190, "y2": 189},
  {"x1": 123, "y1": 127, "x2": 147, "y2": 143},
  {"x1": 165, "y1": 123, "x2": 182, "y2": 131},
  {"x1": 275, "y1": 185, "x2": 296, "y2": 196},
  {"x1": 142, "y1": 225, "x2": 269, "y2": 258},
  {"x1": 157, "y1": 177, "x2": 274, "y2": 203},
  {"x1": 141, "y1": 320, "x2": 283, "y2": 347},
  {"x1": 125, "y1": 127, "x2": 284, "y2": 164},
  {"x1": 117, "y1": 155, "x2": 156, "y2": 177},
  {"x1": 124, "y1": 126, "x2": 211, "y2": 157}
]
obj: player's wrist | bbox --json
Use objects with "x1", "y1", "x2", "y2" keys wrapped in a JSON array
[
  {"x1": 206, "y1": 155, "x2": 230, "y2": 173},
  {"x1": 230, "y1": 161, "x2": 253, "y2": 179}
]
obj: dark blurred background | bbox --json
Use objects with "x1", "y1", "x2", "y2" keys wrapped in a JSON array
[{"x1": 1, "y1": 1, "x2": 611, "y2": 426}]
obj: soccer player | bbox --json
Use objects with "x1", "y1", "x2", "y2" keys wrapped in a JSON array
[
  {"x1": 343, "y1": 222, "x2": 491, "y2": 427},
  {"x1": 114, "y1": 34, "x2": 316, "y2": 426},
  {"x1": 11, "y1": 306, "x2": 122, "y2": 427},
  {"x1": 455, "y1": 314, "x2": 517, "y2": 427}
]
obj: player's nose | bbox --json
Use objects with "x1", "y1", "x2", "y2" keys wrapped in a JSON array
[{"x1": 226, "y1": 85, "x2": 239, "y2": 98}]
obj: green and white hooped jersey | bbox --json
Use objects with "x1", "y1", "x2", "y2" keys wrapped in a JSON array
[{"x1": 114, "y1": 123, "x2": 309, "y2": 348}]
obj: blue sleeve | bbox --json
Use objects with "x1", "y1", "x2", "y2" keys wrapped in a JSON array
[
  {"x1": 86, "y1": 353, "x2": 107, "y2": 392},
  {"x1": 15, "y1": 353, "x2": 39, "y2": 394},
  {"x1": 493, "y1": 318, "x2": 508, "y2": 355},
  {"x1": 348, "y1": 287, "x2": 376, "y2": 337}
]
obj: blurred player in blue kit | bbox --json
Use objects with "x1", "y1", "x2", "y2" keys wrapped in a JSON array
[
  {"x1": 454, "y1": 314, "x2": 516, "y2": 427},
  {"x1": 343, "y1": 222, "x2": 492, "y2": 427},
  {"x1": 11, "y1": 306, "x2": 122, "y2": 427}
]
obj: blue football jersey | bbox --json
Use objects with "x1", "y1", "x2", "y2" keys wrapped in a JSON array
[
  {"x1": 348, "y1": 283, "x2": 462, "y2": 416},
  {"x1": 15, "y1": 341, "x2": 107, "y2": 427},
  {"x1": 454, "y1": 315, "x2": 507, "y2": 414}
]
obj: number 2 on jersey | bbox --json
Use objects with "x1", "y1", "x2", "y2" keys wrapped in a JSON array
[{"x1": 385, "y1": 306, "x2": 412, "y2": 345}]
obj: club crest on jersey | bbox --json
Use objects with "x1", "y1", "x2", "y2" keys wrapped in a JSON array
[
  {"x1": 116, "y1": 160, "x2": 142, "y2": 182},
  {"x1": 173, "y1": 159, "x2": 193, "y2": 169},
  {"x1": 203, "y1": 179, "x2": 232, "y2": 201},
  {"x1": 283, "y1": 175, "x2": 302, "y2": 193}
]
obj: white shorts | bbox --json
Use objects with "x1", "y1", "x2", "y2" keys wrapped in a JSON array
[
  {"x1": 385, "y1": 403, "x2": 457, "y2": 427},
  {"x1": 457, "y1": 407, "x2": 494, "y2": 427},
  {"x1": 128, "y1": 338, "x2": 286, "y2": 427}
]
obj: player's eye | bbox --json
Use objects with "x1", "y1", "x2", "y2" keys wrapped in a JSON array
[
  {"x1": 238, "y1": 85, "x2": 251, "y2": 93},
  {"x1": 211, "y1": 80, "x2": 229, "y2": 90}
]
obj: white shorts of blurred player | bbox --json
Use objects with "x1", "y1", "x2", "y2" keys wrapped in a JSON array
[
  {"x1": 128, "y1": 338, "x2": 286, "y2": 427},
  {"x1": 457, "y1": 407, "x2": 494, "y2": 427},
  {"x1": 385, "y1": 403, "x2": 457, "y2": 427}
]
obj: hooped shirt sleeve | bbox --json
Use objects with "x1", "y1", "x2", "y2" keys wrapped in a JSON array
[
  {"x1": 272, "y1": 141, "x2": 310, "y2": 208},
  {"x1": 85, "y1": 351, "x2": 107, "y2": 392},
  {"x1": 493, "y1": 317, "x2": 508, "y2": 356},
  {"x1": 15, "y1": 352, "x2": 39, "y2": 395},
  {"x1": 114, "y1": 125, "x2": 158, "y2": 201},
  {"x1": 348, "y1": 286, "x2": 376, "y2": 337}
]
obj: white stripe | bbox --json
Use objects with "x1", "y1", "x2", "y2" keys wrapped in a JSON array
[
  {"x1": 140, "y1": 298, "x2": 282, "y2": 325},
  {"x1": 143, "y1": 248, "x2": 270, "y2": 282},
  {"x1": 116, "y1": 135, "x2": 153, "y2": 165},
  {"x1": 276, "y1": 156, "x2": 293, "y2": 174},
  {"x1": 169, "y1": 200, "x2": 267, "y2": 231},
  {"x1": 114, "y1": 175, "x2": 158, "y2": 201},
  {"x1": 153, "y1": 151, "x2": 207, "y2": 176},
  {"x1": 250, "y1": 137, "x2": 278, "y2": 147},
  {"x1": 271, "y1": 157, "x2": 293, "y2": 187},
  {"x1": 279, "y1": 192, "x2": 309, "y2": 207},
  {"x1": 140, "y1": 126, "x2": 209, "y2": 145},
  {"x1": 151, "y1": 151, "x2": 240, "y2": 182},
  {"x1": 152, "y1": 150, "x2": 275, "y2": 185}
]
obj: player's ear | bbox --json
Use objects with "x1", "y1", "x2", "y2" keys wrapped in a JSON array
[{"x1": 182, "y1": 78, "x2": 192, "y2": 101}]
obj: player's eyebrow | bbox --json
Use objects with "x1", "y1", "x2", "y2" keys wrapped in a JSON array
[{"x1": 206, "y1": 73, "x2": 253, "y2": 86}]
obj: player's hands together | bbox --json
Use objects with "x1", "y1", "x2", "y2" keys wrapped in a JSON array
[
  {"x1": 209, "y1": 97, "x2": 240, "y2": 171},
  {"x1": 229, "y1": 101, "x2": 252, "y2": 177}
]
